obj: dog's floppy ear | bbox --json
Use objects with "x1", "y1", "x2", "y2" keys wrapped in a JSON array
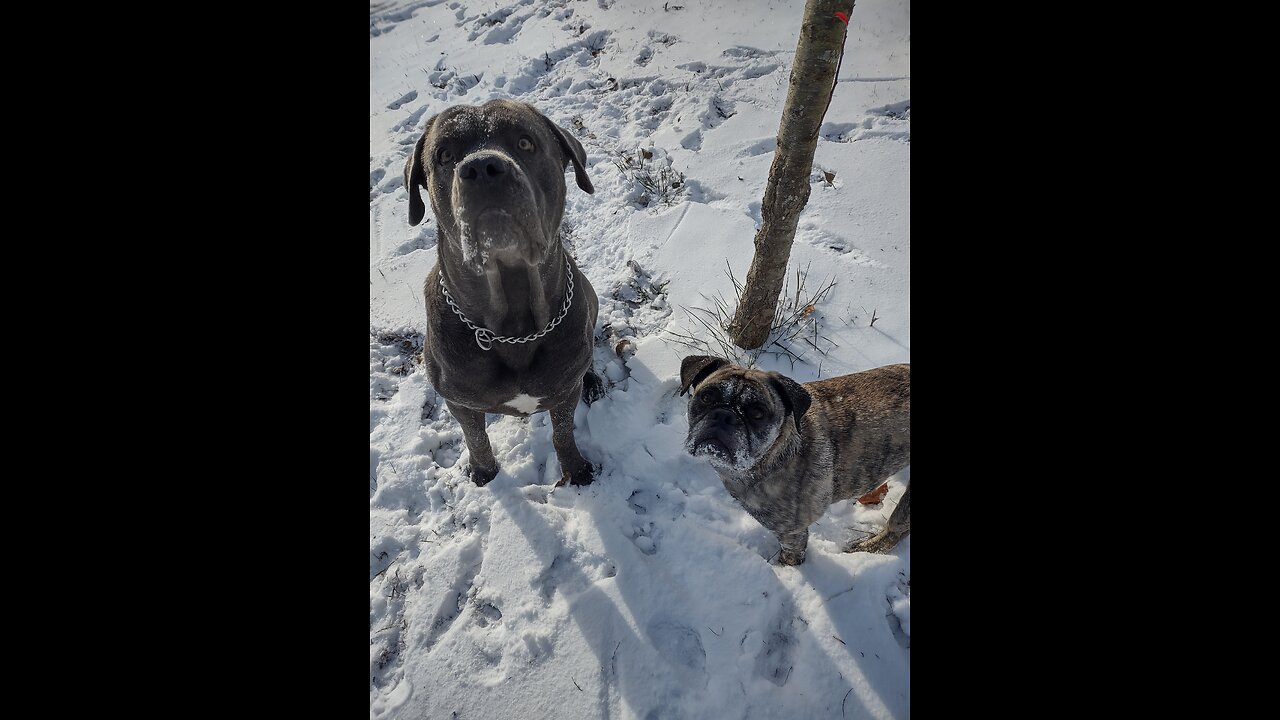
[
  {"x1": 769, "y1": 374, "x2": 812, "y2": 432},
  {"x1": 680, "y1": 355, "x2": 730, "y2": 396},
  {"x1": 403, "y1": 115, "x2": 438, "y2": 226},
  {"x1": 540, "y1": 113, "x2": 594, "y2": 195}
]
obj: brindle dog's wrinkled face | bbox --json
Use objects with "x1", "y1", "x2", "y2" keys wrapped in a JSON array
[
  {"x1": 403, "y1": 99, "x2": 593, "y2": 273},
  {"x1": 685, "y1": 373, "x2": 786, "y2": 472},
  {"x1": 678, "y1": 355, "x2": 813, "y2": 474}
]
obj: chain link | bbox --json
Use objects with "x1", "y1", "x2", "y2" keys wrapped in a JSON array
[{"x1": 439, "y1": 257, "x2": 576, "y2": 351}]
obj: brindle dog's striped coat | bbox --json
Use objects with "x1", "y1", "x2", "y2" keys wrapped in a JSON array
[{"x1": 681, "y1": 357, "x2": 910, "y2": 565}]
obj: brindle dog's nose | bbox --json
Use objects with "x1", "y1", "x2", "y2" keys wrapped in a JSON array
[
  {"x1": 458, "y1": 152, "x2": 509, "y2": 183},
  {"x1": 708, "y1": 408, "x2": 741, "y2": 427}
]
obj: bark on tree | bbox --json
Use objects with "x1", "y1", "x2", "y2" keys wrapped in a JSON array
[{"x1": 728, "y1": 0, "x2": 853, "y2": 350}]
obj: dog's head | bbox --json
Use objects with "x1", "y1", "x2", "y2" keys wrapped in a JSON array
[
  {"x1": 403, "y1": 99, "x2": 593, "y2": 272},
  {"x1": 679, "y1": 355, "x2": 812, "y2": 473}
]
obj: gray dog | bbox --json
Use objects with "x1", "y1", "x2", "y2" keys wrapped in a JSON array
[
  {"x1": 680, "y1": 356, "x2": 910, "y2": 565},
  {"x1": 404, "y1": 99, "x2": 602, "y2": 486}
]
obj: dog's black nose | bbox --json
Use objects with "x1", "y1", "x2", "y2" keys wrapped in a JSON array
[
  {"x1": 458, "y1": 153, "x2": 508, "y2": 182},
  {"x1": 708, "y1": 408, "x2": 741, "y2": 427}
]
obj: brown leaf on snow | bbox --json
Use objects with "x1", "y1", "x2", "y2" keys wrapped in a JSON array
[
  {"x1": 615, "y1": 338, "x2": 632, "y2": 357},
  {"x1": 823, "y1": 170, "x2": 836, "y2": 185},
  {"x1": 857, "y1": 484, "x2": 888, "y2": 505}
]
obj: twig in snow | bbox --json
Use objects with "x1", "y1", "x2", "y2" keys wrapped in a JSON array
[
  {"x1": 833, "y1": 635, "x2": 846, "y2": 645},
  {"x1": 842, "y1": 688, "x2": 854, "y2": 717},
  {"x1": 571, "y1": 677, "x2": 582, "y2": 692},
  {"x1": 708, "y1": 626, "x2": 722, "y2": 636}
]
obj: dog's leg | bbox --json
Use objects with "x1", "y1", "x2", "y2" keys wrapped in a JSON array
[
  {"x1": 447, "y1": 401, "x2": 499, "y2": 486},
  {"x1": 548, "y1": 386, "x2": 595, "y2": 486},
  {"x1": 776, "y1": 529, "x2": 809, "y2": 566},
  {"x1": 581, "y1": 370, "x2": 605, "y2": 406},
  {"x1": 847, "y1": 482, "x2": 910, "y2": 553}
]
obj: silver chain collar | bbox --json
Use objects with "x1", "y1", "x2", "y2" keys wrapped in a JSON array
[{"x1": 439, "y1": 257, "x2": 576, "y2": 351}]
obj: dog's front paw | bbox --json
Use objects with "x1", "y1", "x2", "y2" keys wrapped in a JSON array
[
  {"x1": 555, "y1": 463, "x2": 597, "y2": 487},
  {"x1": 468, "y1": 462, "x2": 499, "y2": 487},
  {"x1": 581, "y1": 371, "x2": 605, "y2": 406},
  {"x1": 776, "y1": 548, "x2": 806, "y2": 566}
]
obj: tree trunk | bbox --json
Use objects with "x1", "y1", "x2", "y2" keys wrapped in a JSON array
[{"x1": 729, "y1": 0, "x2": 853, "y2": 350}]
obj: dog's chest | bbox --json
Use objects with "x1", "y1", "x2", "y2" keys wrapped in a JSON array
[
  {"x1": 502, "y1": 392, "x2": 542, "y2": 414},
  {"x1": 425, "y1": 343, "x2": 581, "y2": 415},
  {"x1": 723, "y1": 474, "x2": 798, "y2": 523}
]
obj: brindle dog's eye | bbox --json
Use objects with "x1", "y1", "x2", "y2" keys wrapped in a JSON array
[
  {"x1": 437, "y1": 148, "x2": 454, "y2": 164},
  {"x1": 746, "y1": 404, "x2": 766, "y2": 421},
  {"x1": 517, "y1": 137, "x2": 535, "y2": 152}
]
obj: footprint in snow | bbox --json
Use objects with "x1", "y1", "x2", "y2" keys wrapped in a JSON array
[
  {"x1": 885, "y1": 572, "x2": 910, "y2": 648},
  {"x1": 421, "y1": 537, "x2": 484, "y2": 653},
  {"x1": 750, "y1": 612, "x2": 797, "y2": 687},
  {"x1": 648, "y1": 620, "x2": 707, "y2": 683},
  {"x1": 631, "y1": 522, "x2": 658, "y2": 555},
  {"x1": 385, "y1": 90, "x2": 418, "y2": 110}
]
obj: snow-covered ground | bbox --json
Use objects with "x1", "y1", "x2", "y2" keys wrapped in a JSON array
[{"x1": 370, "y1": 1, "x2": 909, "y2": 717}]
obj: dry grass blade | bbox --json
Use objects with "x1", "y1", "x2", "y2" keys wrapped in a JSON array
[{"x1": 662, "y1": 261, "x2": 838, "y2": 370}]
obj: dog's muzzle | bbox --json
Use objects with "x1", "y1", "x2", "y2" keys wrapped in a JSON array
[
  {"x1": 452, "y1": 151, "x2": 544, "y2": 265},
  {"x1": 688, "y1": 409, "x2": 744, "y2": 459}
]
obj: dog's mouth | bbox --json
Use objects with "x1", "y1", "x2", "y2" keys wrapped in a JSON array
[
  {"x1": 471, "y1": 207, "x2": 518, "y2": 233},
  {"x1": 456, "y1": 206, "x2": 548, "y2": 267},
  {"x1": 687, "y1": 426, "x2": 750, "y2": 470},
  {"x1": 691, "y1": 436, "x2": 729, "y2": 457}
]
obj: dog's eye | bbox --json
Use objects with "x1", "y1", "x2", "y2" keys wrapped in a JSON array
[
  {"x1": 517, "y1": 137, "x2": 535, "y2": 152},
  {"x1": 437, "y1": 148, "x2": 454, "y2": 164},
  {"x1": 746, "y1": 404, "x2": 767, "y2": 421}
]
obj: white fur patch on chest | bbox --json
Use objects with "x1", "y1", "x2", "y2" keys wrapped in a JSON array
[{"x1": 504, "y1": 393, "x2": 542, "y2": 414}]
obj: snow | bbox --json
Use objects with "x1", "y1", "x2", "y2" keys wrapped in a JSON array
[{"x1": 370, "y1": 0, "x2": 909, "y2": 717}]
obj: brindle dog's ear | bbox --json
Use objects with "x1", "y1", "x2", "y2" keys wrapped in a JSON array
[
  {"x1": 403, "y1": 115, "x2": 437, "y2": 226},
  {"x1": 679, "y1": 355, "x2": 730, "y2": 396},
  {"x1": 540, "y1": 113, "x2": 594, "y2": 195},
  {"x1": 769, "y1": 374, "x2": 812, "y2": 432}
]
